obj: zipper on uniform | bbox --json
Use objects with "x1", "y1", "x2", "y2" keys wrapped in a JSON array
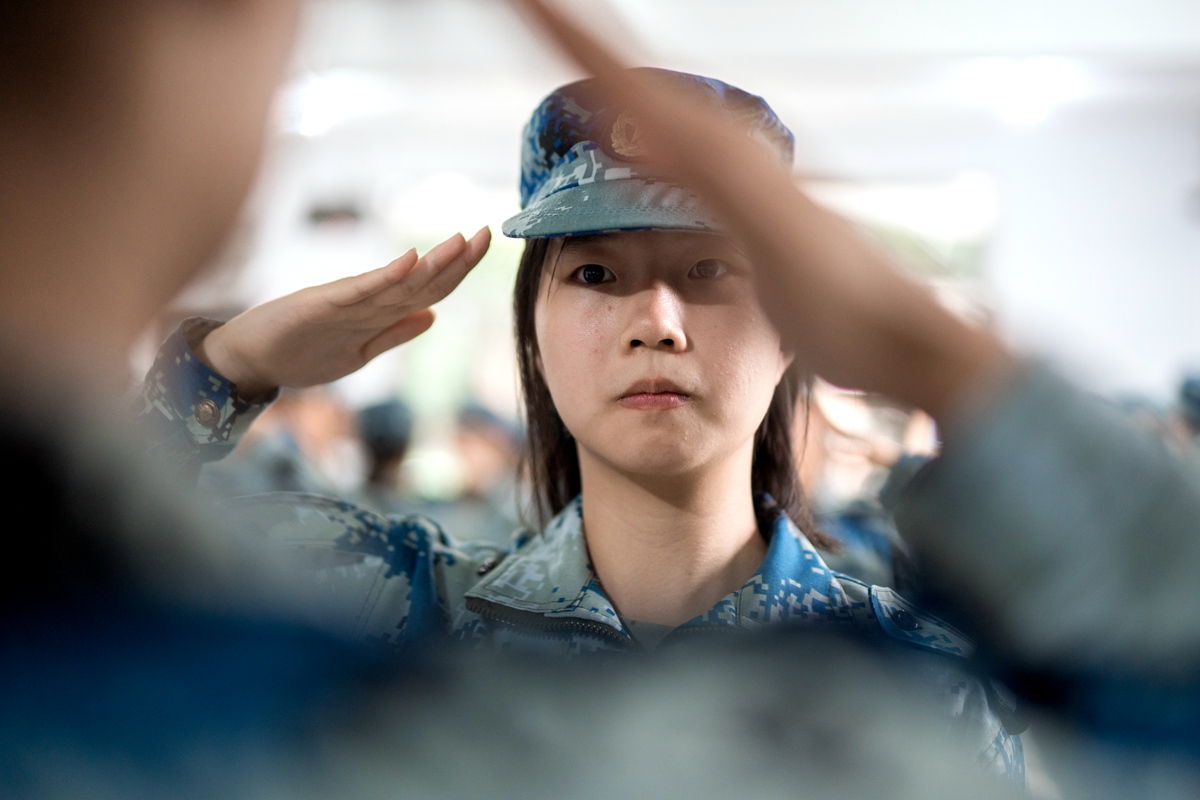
[{"x1": 465, "y1": 596, "x2": 633, "y2": 648}]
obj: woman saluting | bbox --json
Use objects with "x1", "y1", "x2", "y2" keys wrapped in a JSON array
[{"x1": 140, "y1": 70, "x2": 1024, "y2": 784}]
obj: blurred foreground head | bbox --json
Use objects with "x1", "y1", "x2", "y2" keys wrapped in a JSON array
[{"x1": 0, "y1": 0, "x2": 300, "y2": 387}]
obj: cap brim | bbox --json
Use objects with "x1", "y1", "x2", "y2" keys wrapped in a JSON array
[{"x1": 502, "y1": 179, "x2": 722, "y2": 239}]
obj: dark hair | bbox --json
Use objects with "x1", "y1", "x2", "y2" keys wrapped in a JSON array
[
  {"x1": 512, "y1": 237, "x2": 840, "y2": 551},
  {"x1": 0, "y1": 1, "x2": 132, "y2": 115}
]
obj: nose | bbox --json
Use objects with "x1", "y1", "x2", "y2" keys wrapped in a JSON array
[{"x1": 626, "y1": 282, "x2": 687, "y2": 353}]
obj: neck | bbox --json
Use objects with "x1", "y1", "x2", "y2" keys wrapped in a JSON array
[{"x1": 578, "y1": 441, "x2": 766, "y2": 626}]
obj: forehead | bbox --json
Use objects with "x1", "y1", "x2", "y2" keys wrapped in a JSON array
[{"x1": 558, "y1": 231, "x2": 743, "y2": 262}]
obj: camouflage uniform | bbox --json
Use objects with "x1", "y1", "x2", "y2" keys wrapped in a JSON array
[{"x1": 138, "y1": 324, "x2": 1026, "y2": 787}]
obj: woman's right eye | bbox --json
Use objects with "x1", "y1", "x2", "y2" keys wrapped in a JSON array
[{"x1": 572, "y1": 264, "x2": 615, "y2": 285}]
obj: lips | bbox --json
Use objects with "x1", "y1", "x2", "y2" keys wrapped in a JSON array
[{"x1": 617, "y1": 378, "x2": 691, "y2": 410}]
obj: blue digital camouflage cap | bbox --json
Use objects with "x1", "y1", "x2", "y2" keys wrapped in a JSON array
[{"x1": 502, "y1": 68, "x2": 794, "y2": 239}]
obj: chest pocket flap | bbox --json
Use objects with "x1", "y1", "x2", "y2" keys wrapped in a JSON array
[{"x1": 870, "y1": 586, "x2": 975, "y2": 659}]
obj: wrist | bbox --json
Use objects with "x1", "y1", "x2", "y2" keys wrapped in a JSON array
[{"x1": 192, "y1": 322, "x2": 277, "y2": 403}]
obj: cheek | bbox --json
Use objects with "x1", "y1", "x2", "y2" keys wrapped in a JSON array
[
  {"x1": 694, "y1": 307, "x2": 784, "y2": 429},
  {"x1": 534, "y1": 293, "x2": 619, "y2": 430}
]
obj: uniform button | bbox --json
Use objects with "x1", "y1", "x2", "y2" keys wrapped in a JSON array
[
  {"x1": 890, "y1": 608, "x2": 920, "y2": 632},
  {"x1": 193, "y1": 399, "x2": 221, "y2": 429},
  {"x1": 477, "y1": 557, "x2": 498, "y2": 575}
]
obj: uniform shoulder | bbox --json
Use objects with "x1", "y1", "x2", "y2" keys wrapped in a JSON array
[
  {"x1": 832, "y1": 572, "x2": 975, "y2": 660},
  {"x1": 226, "y1": 492, "x2": 506, "y2": 577},
  {"x1": 225, "y1": 492, "x2": 514, "y2": 648},
  {"x1": 833, "y1": 572, "x2": 1027, "y2": 782}
]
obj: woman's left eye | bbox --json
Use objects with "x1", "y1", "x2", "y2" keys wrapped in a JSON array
[{"x1": 689, "y1": 259, "x2": 728, "y2": 279}]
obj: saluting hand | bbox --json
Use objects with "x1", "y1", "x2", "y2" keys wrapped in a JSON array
[{"x1": 197, "y1": 227, "x2": 491, "y2": 400}]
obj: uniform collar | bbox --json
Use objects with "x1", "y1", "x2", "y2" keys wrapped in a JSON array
[
  {"x1": 464, "y1": 496, "x2": 851, "y2": 635},
  {"x1": 464, "y1": 497, "x2": 620, "y2": 629}
]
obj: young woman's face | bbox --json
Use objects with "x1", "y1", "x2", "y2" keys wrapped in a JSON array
[{"x1": 535, "y1": 231, "x2": 791, "y2": 480}]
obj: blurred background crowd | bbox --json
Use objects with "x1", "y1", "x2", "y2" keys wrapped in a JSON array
[{"x1": 136, "y1": 0, "x2": 1200, "y2": 579}]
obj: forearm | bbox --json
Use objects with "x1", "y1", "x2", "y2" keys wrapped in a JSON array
[
  {"x1": 653, "y1": 100, "x2": 1016, "y2": 423},
  {"x1": 897, "y1": 365, "x2": 1200, "y2": 668},
  {"x1": 521, "y1": 15, "x2": 1015, "y2": 422},
  {"x1": 520, "y1": 0, "x2": 1200, "y2": 742}
]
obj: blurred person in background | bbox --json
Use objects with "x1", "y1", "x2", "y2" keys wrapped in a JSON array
[
  {"x1": 800, "y1": 393, "x2": 933, "y2": 593},
  {"x1": 198, "y1": 387, "x2": 365, "y2": 497},
  {"x1": 455, "y1": 403, "x2": 522, "y2": 511},
  {"x1": 353, "y1": 399, "x2": 521, "y2": 546},
  {"x1": 355, "y1": 398, "x2": 416, "y2": 513},
  {"x1": 149, "y1": 69, "x2": 1024, "y2": 784},
  {"x1": 399, "y1": 403, "x2": 523, "y2": 546}
]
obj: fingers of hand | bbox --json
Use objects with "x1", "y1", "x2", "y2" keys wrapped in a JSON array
[
  {"x1": 324, "y1": 230, "x2": 469, "y2": 315},
  {"x1": 364, "y1": 232, "x2": 466, "y2": 307},
  {"x1": 330, "y1": 248, "x2": 419, "y2": 307},
  {"x1": 424, "y1": 226, "x2": 491, "y2": 297},
  {"x1": 415, "y1": 232, "x2": 468, "y2": 284},
  {"x1": 407, "y1": 228, "x2": 489, "y2": 305},
  {"x1": 467, "y1": 226, "x2": 492, "y2": 260},
  {"x1": 374, "y1": 226, "x2": 490, "y2": 309},
  {"x1": 359, "y1": 308, "x2": 436, "y2": 363}
]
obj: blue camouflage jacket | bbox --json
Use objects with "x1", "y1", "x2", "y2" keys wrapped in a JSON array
[{"x1": 139, "y1": 322, "x2": 1026, "y2": 786}]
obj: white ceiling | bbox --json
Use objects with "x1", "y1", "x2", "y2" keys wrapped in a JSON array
[
  {"x1": 292, "y1": 0, "x2": 1200, "y2": 69},
  {"x1": 273, "y1": 0, "x2": 1200, "y2": 187}
]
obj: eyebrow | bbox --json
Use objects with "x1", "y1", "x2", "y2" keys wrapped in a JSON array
[
  {"x1": 559, "y1": 234, "x2": 619, "y2": 256},
  {"x1": 560, "y1": 232, "x2": 746, "y2": 262}
]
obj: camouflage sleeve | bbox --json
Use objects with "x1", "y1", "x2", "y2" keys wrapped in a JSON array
[
  {"x1": 919, "y1": 660, "x2": 1027, "y2": 789},
  {"x1": 896, "y1": 366, "x2": 1200, "y2": 741},
  {"x1": 224, "y1": 493, "x2": 502, "y2": 653},
  {"x1": 875, "y1": 585, "x2": 1027, "y2": 789},
  {"x1": 136, "y1": 318, "x2": 275, "y2": 482},
  {"x1": 837, "y1": 575, "x2": 1027, "y2": 789}
]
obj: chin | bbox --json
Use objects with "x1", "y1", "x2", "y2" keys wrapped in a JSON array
[{"x1": 587, "y1": 430, "x2": 715, "y2": 479}]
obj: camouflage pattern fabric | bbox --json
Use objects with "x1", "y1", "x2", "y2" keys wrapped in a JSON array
[
  {"x1": 137, "y1": 321, "x2": 1026, "y2": 788},
  {"x1": 138, "y1": 319, "x2": 272, "y2": 480},
  {"x1": 226, "y1": 491, "x2": 1024, "y2": 786}
]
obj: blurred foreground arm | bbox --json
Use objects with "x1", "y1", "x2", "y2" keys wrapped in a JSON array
[
  {"x1": 139, "y1": 228, "x2": 490, "y2": 478},
  {"x1": 514, "y1": 0, "x2": 1200, "y2": 738},
  {"x1": 510, "y1": 0, "x2": 1014, "y2": 424},
  {"x1": 896, "y1": 367, "x2": 1200, "y2": 737}
]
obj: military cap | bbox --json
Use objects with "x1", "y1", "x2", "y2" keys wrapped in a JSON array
[{"x1": 502, "y1": 68, "x2": 794, "y2": 239}]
